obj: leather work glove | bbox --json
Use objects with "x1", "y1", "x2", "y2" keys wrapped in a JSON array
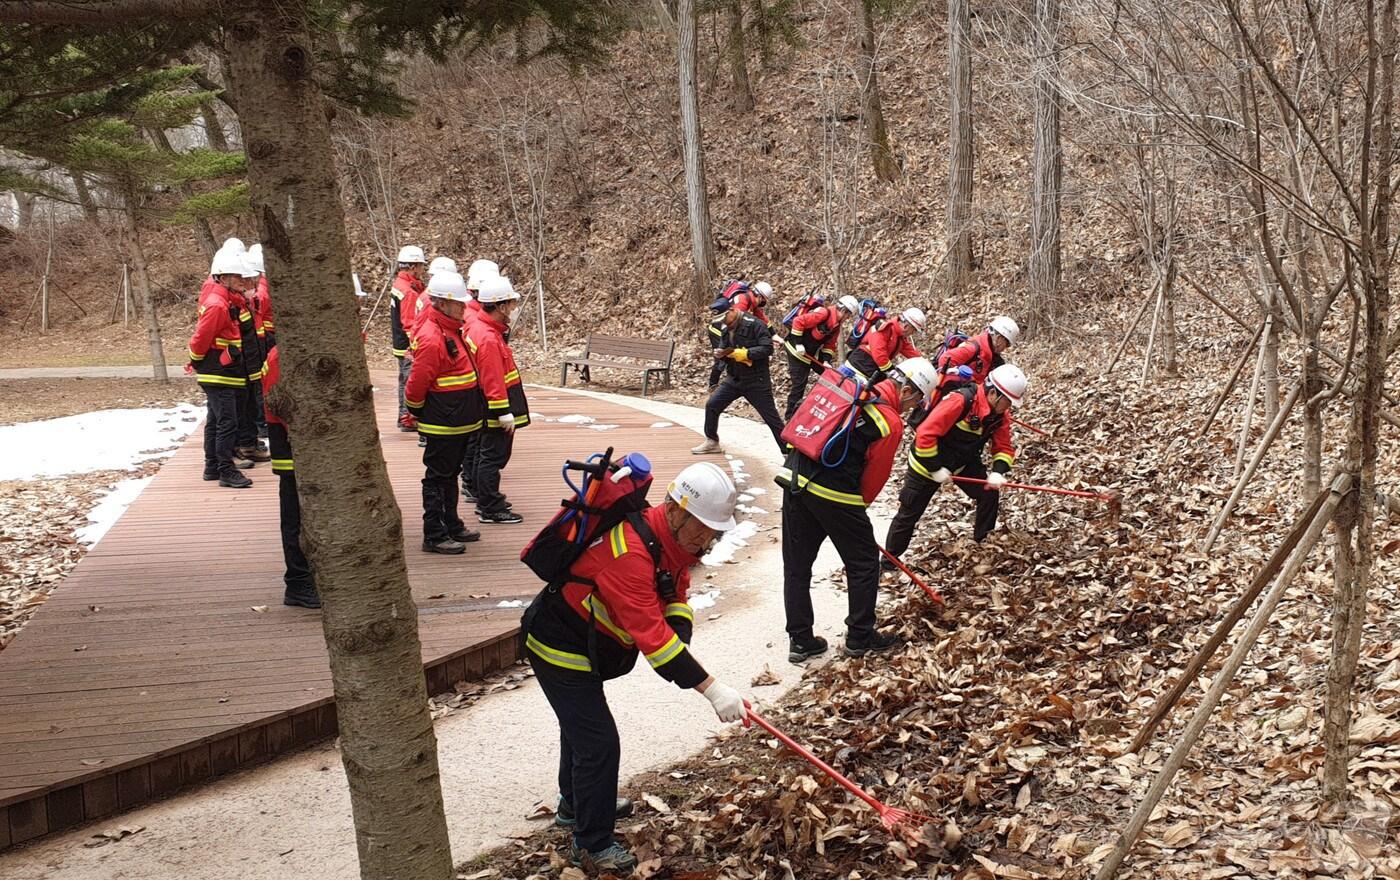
[
  {"x1": 498, "y1": 413, "x2": 516, "y2": 434},
  {"x1": 931, "y1": 467, "x2": 952, "y2": 484},
  {"x1": 184, "y1": 363, "x2": 196, "y2": 376},
  {"x1": 985, "y1": 472, "x2": 1007, "y2": 489},
  {"x1": 702, "y1": 681, "x2": 748, "y2": 723}
]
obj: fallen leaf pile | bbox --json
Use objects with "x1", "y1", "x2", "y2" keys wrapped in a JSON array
[{"x1": 430, "y1": 663, "x2": 536, "y2": 720}]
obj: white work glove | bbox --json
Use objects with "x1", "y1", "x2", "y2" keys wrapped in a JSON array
[
  {"x1": 931, "y1": 467, "x2": 952, "y2": 484},
  {"x1": 498, "y1": 413, "x2": 516, "y2": 433},
  {"x1": 986, "y1": 471, "x2": 1007, "y2": 489},
  {"x1": 702, "y1": 681, "x2": 748, "y2": 723}
]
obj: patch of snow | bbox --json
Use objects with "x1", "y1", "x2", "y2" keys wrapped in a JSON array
[
  {"x1": 76, "y1": 476, "x2": 154, "y2": 546},
  {"x1": 738, "y1": 493, "x2": 754, "y2": 503},
  {"x1": 737, "y1": 504, "x2": 768, "y2": 515},
  {"x1": 728, "y1": 459, "x2": 746, "y2": 472},
  {"x1": 496, "y1": 599, "x2": 528, "y2": 608},
  {"x1": 587, "y1": 424, "x2": 620, "y2": 431},
  {"x1": 557, "y1": 414, "x2": 595, "y2": 425},
  {"x1": 689, "y1": 589, "x2": 722, "y2": 610},
  {"x1": 0, "y1": 404, "x2": 204, "y2": 480},
  {"x1": 746, "y1": 486, "x2": 767, "y2": 495},
  {"x1": 702, "y1": 519, "x2": 759, "y2": 566},
  {"x1": 649, "y1": 421, "x2": 674, "y2": 429}
]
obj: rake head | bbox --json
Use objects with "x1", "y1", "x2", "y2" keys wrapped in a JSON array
[{"x1": 875, "y1": 802, "x2": 940, "y2": 843}]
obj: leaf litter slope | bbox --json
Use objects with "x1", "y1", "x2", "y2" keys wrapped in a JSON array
[{"x1": 475, "y1": 367, "x2": 1400, "y2": 879}]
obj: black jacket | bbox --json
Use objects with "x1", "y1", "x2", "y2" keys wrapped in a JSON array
[{"x1": 713, "y1": 313, "x2": 775, "y2": 384}]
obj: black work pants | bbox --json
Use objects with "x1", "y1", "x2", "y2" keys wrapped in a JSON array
[
  {"x1": 460, "y1": 431, "x2": 481, "y2": 497},
  {"x1": 201, "y1": 384, "x2": 240, "y2": 476},
  {"x1": 784, "y1": 351, "x2": 821, "y2": 421},
  {"x1": 474, "y1": 429, "x2": 514, "y2": 513},
  {"x1": 703, "y1": 377, "x2": 785, "y2": 451},
  {"x1": 529, "y1": 654, "x2": 621, "y2": 854},
  {"x1": 422, "y1": 433, "x2": 469, "y2": 542},
  {"x1": 781, "y1": 487, "x2": 880, "y2": 640},
  {"x1": 884, "y1": 462, "x2": 1000, "y2": 557},
  {"x1": 235, "y1": 380, "x2": 259, "y2": 447},
  {"x1": 278, "y1": 472, "x2": 315, "y2": 594},
  {"x1": 707, "y1": 360, "x2": 724, "y2": 388},
  {"x1": 251, "y1": 377, "x2": 268, "y2": 439}
]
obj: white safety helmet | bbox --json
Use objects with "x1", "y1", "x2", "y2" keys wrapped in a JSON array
[
  {"x1": 210, "y1": 248, "x2": 250, "y2": 277},
  {"x1": 428, "y1": 256, "x2": 457, "y2": 277},
  {"x1": 466, "y1": 259, "x2": 501, "y2": 290},
  {"x1": 427, "y1": 270, "x2": 470, "y2": 302},
  {"x1": 476, "y1": 274, "x2": 520, "y2": 304},
  {"x1": 220, "y1": 237, "x2": 246, "y2": 254},
  {"x1": 891, "y1": 356, "x2": 939, "y2": 398},
  {"x1": 987, "y1": 363, "x2": 1028, "y2": 408},
  {"x1": 838, "y1": 295, "x2": 860, "y2": 315},
  {"x1": 236, "y1": 254, "x2": 261, "y2": 278},
  {"x1": 753, "y1": 280, "x2": 773, "y2": 300},
  {"x1": 244, "y1": 243, "x2": 265, "y2": 275},
  {"x1": 396, "y1": 245, "x2": 427, "y2": 265},
  {"x1": 989, "y1": 315, "x2": 1020, "y2": 346},
  {"x1": 667, "y1": 462, "x2": 738, "y2": 531},
  {"x1": 901, "y1": 307, "x2": 927, "y2": 333}
]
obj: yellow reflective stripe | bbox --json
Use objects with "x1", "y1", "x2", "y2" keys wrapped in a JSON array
[
  {"x1": 215, "y1": 337, "x2": 241, "y2": 347},
  {"x1": 664, "y1": 602, "x2": 694, "y2": 622},
  {"x1": 434, "y1": 373, "x2": 478, "y2": 387},
  {"x1": 878, "y1": 359, "x2": 893, "y2": 371},
  {"x1": 188, "y1": 348, "x2": 204, "y2": 360},
  {"x1": 708, "y1": 325, "x2": 723, "y2": 337},
  {"x1": 526, "y1": 635, "x2": 592, "y2": 672},
  {"x1": 405, "y1": 397, "x2": 425, "y2": 408},
  {"x1": 239, "y1": 310, "x2": 252, "y2": 321},
  {"x1": 646, "y1": 634, "x2": 685, "y2": 668},
  {"x1": 863, "y1": 404, "x2": 891, "y2": 437},
  {"x1": 913, "y1": 442, "x2": 939, "y2": 457},
  {"x1": 583, "y1": 595, "x2": 635, "y2": 646},
  {"x1": 609, "y1": 523, "x2": 628, "y2": 558},
  {"x1": 487, "y1": 398, "x2": 510, "y2": 410},
  {"x1": 271, "y1": 459, "x2": 294, "y2": 472},
  {"x1": 392, "y1": 347, "x2": 409, "y2": 357},
  {"x1": 256, "y1": 328, "x2": 266, "y2": 337},
  {"x1": 196, "y1": 374, "x2": 247, "y2": 387},
  {"x1": 391, "y1": 289, "x2": 404, "y2": 301},
  {"x1": 955, "y1": 419, "x2": 983, "y2": 435},
  {"x1": 247, "y1": 368, "x2": 265, "y2": 381},
  {"x1": 503, "y1": 370, "x2": 520, "y2": 383},
  {"x1": 784, "y1": 338, "x2": 815, "y2": 363},
  {"x1": 488, "y1": 414, "x2": 530, "y2": 429},
  {"x1": 993, "y1": 452, "x2": 1015, "y2": 468},
  {"x1": 776, "y1": 468, "x2": 866, "y2": 507},
  {"x1": 908, "y1": 454, "x2": 938, "y2": 481},
  {"x1": 467, "y1": 337, "x2": 479, "y2": 353},
  {"x1": 417, "y1": 421, "x2": 482, "y2": 436}
]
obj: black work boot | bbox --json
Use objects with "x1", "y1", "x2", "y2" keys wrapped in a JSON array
[
  {"x1": 422, "y1": 537, "x2": 466, "y2": 555},
  {"x1": 283, "y1": 584, "x2": 321, "y2": 609},
  {"x1": 788, "y1": 634, "x2": 829, "y2": 664},
  {"x1": 236, "y1": 445, "x2": 272, "y2": 463},
  {"x1": 554, "y1": 796, "x2": 634, "y2": 828},
  {"x1": 202, "y1": 469, "x2": 220, "y2": 481},
  {"x1": 450, "y1": 527, "x2": 482, "y2": 544},
  {"x1": 843, "y1": 630, "x2": 903, "y2": 658},
  {"x1": 218, "y1": 470, "x2": 253, "y2": 489}
]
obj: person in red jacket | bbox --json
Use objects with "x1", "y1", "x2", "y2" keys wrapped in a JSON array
[
  {"x1": 777, "y1": 358, "x2": 939, "y2": 661},
  {"x1": 404, "y1": 270, "x2": 484, "y2": 554},
  {"x1": 391, "y1": 245, "x2": 428, "y2": 432},
  {"x1": 884, "y1": 364, "x2": 1028, "y2": 565},
  {"x1": 936, "y1": 315, "x2": 1019, "y2": 387},
  {"x1": 523, "y1": 462, "x2": 750, "y2": 874},
  {"x1": 467, "y1": 274, "x2": 529, "y2": 524},
  {"x1": 457, "y1": 259, "x2": 501, "y2": 499},
  {"x1": 189, "y1": 249, "x2": 259, "y2": 488},
  {"x1": 783, "y1": 293, "x2": 859, "y2": 420},
  {"x1": 846, "y1": 306, "x2": 927, "y2": 382},
  {"x1": 261, "y1": 345, "x2": 319, "y2": 609}
]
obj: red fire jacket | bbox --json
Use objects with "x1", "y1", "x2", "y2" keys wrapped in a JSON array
[
  {"x1": 858, "y1": 318, "x2": 922, "y2": 373},
  {"x1": 909, "y1": 383, "x2": 1015, "y2": 480},
  {"x1": 252, "y1": 276, "x2": 275, "y2": 348},
  {"x1": 731, "y1": 289, "x2": 772, "y2": 328},
  {"x1": 404, "y1": 306, "x2": 484, "y2": 435},
  {"x1": 390, "y1": 271, "x2": 425, "y2": 357},
  {"x1": 261, "y1": 346, "x2": 293, "y2": 475},
  {"x1": 936, "y1": 330, "x2": 1000, "y2": 385},
  {"x1": 466, "y1": 310, "x2": 530, "y2": 429},
  {"x1": 776, "y1": 378, "x2": 904, "y2": 506},
  {"x1": 188, "y1": 280, "x2": 246, "y2": 388},
  {"x1": 784, "y1": 305, "x2": 842, "y2": 363}
]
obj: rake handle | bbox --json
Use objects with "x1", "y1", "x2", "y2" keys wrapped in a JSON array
[
  {"x1": 877, "y1": 544, "x2": 945, "y2": 605},
  {"x1": 950, "y1": 474, "x2": 1111, "y2": 501},
  {"x1": 746, "y1": 709, "x2": 885, "y2": 813},
  {"x1": 1011, "y1": 416, "x2": 1050, "y2": 436}
]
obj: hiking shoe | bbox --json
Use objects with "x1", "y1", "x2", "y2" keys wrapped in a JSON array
[
  {"x1": 555, "y1": 796, "x2": 634, "y2": 828},
  {"x1": 570, "y1": 843, "x2": 639, "y2": 875},
  {"x1": 450, "y1": 527, "x2": 482, "y2": 544},
  {"x1": 236, "y1": 445, "x2": 272, "y2": 463},
  {"x1": 235, "y1": 458, "x2": 255, "y2": 469},
  {"x1": 422, "y1": 538, "x2": 466, "y2": 555},
  {"x1": 691, "y1": 438, "x2": 724, "y2": 455},
  {"x1": 283, "y1": 587, "x2": 321, "y2": 609},
  {"x1": 478, "y1": 509, "x2": 523, "y2": 524},
  {"x1": 788, "y1": 634, "x2": 829, "y2": 663},
  {"x1": 218, "y1": 470, "x2": 253, "y2": 489},
  {"x1": 879, "y1": 558, "x2": 900, "y2": 574},
  {"x1": 843, "y1": 631, "x2": 903, "y2": 658},
  {"x1": 202, "y1": 470, "x2": 220, "y2": 481}
]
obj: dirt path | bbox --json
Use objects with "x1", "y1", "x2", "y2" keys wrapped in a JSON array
[{"x1": 0, "y1": 387, "x2": 890, "y2": 880}]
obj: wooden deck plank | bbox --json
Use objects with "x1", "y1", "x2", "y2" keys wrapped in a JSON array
[{"x1": 0, "y1": 376, "x2": 708, "y2": 842}]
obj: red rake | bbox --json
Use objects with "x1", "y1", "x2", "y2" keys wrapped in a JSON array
[
  {"x1": 877, "y1": 544, "x2": 945, "y2": 605},
  {"x1": 1010, "y1": 416, "x2": 1051, "y2": 437},
  {"x1": 746, "y1": 709, "x2": 938, "y2": 840},
  {"x1": 950, "y1": 474, "x2": 1117, "y2": 504}
]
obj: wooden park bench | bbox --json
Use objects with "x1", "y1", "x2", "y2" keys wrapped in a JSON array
[{"x1": 560, "y1": 333, "x2": 676, "y2": 397}]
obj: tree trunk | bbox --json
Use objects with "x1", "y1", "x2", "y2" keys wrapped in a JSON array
[
  {"x1": 855, "y1": 0, "x2": 898, "y2": 183},
  {"x1": 70, "y1": 171, "x2": 101, "y2": 223},
  {"x1": 201, "y1": 100, "x2": 230, "y2": 151},
  {"x1": 1322, "y1": 0, "x2": 1395, "y2": 805},
  {"x1": 1027, "y1": 0, "x2": 1061, "y2": 333},
  {"x1": 727, "y1": 0, "x2": 755, "y2": 112},
  {"x1": 120, "y1": 194, "x2": 169, "y2": 383},
  {"x1": 678, "y1": 0, "x2": 717, "y2": 301},
  {"x1": 946, "y1": 0, "x2": 974, "y2": 293},
  {"x1": 1302, "y1": 345, "x2": 1323, "y2": 496},
  {"x1": 148, "y1": 126, "x2": 219, "y2": 258},
  {"x1": 1262, "y1": 289, "x2": 1281, "y2": 422},
  {"x1": 222, "y1": 5, "x2": 454, "y2": 878},
  {"x1": 1161, "y1": 257, "x2": 1179, "y2": 376}
]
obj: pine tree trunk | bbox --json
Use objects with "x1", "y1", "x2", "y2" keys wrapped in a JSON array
[
  {"x1": 70, "y1": 171, "x2": 101, "y2": 223},
  {"x1": 946, "y1": 0, "x2": 974, "y2": 294},
  {"x1": 1322, "y1": 0, "x2": 1395, "y2": 805},
  {"x1": 201, "y1": 100, "x2": 230, "y2": 151},
  {"x1": 120, "y1": 194, "x2": 169, "y2": 382},
  {"x1": 855, "y1": 0, "x2": 898, "y2": 183},
  {"x1": 221, "y1": 5, "x2": 454, "y2": 877},
  {"x1": 727, "y1": 0, "x2": 755, "y2": 112},
  {"x1": 678, "y1": 0, "x2": 717, "y2": 301},
  {"x1": 1027, "y1": 0, "x2": 1061, "y2": 333}
]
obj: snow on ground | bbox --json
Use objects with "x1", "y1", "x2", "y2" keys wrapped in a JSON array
[
  {"x1": 702, "y1": 519, "x2": 759, "y2": 566},
  {"x1": 556, "y1": 414, "x2": 595, "y2": 424},
  {"x1": 76, "y1": 477, "x2": 154, "y2": 546},
  {"x1": 689, "y1": 589, "x2": 722, "y2": 610},
  {"x1": 736, "y1": 503, "x2": 767, "y2": 515},
  {"x1": 496, "y1": 599, "x2": 528, "y2": 608},
  {"x1": 0, "y1": 404, "x2": 203, "y2": 480},
  {"x1": 649, "y1": 421, "x2": 674, "y2": 428},
  {"x1": 586, "y1": 424, "x2": 620, "y2": 431}
]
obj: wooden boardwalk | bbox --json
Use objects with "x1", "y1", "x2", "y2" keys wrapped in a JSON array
[{"x1": 0, "y1": 375, "x2": 704, "y2": 850}]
